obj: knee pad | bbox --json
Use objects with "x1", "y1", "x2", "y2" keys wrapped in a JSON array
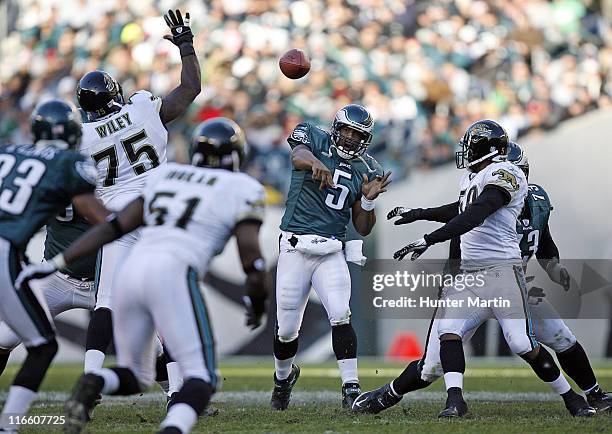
[
  {"x1": 506, "y1": 331, "x2": 537, "y2": 356},
  {"x1": 329, "y1": 309, "x2": 351, "y2": 327},
  {"x1": 275, "y1": 317, "x2": 300, "y2": 343},
  {"x1": 419, "y1": 358, "x2": 444, "y2": 383},
  {"x1": 171, "y1": 378, "x2": 213, "y2": 415},
  {"x1": 535, "y1": 320, "x2": 577, "y2": 353}
]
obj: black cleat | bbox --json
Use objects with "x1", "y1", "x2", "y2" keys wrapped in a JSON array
[
  {"x1": 270, "y1": 364, "x2": 300, "y2": 411},
  {"x1": 563, "y1": 390, "x2": 596, "y2": 417},
  {"x1": 351, "y1": 383, "x2": 402, "y2": 414},
  {"x1": 438, "y1": 387, "x2": 468, "y2": 418},
  {"x1": 157, "y1": 427, "x2": 181, "y2": 434},
  {"x1": 64, "y1": 373, "x2": 104, "y2": 433},
  {"x1": 341, "y1": 382, "x2": 361, "y2": 409},
  {"x1": 586, "y1": 387, "x2": 612, "y2": 413}
]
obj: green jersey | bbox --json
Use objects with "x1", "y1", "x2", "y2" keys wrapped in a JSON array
[
  {"x1": 516, "y1": 183, "x2": 552, "y2": 262},
  {"x1": 0, "y1": 144, "x2": 97, "y2": 250},
  {"x1": 280, "y1": 123, "x2": 383, "y2": 239},
  {"x1": 44, "y1": 207, "x2": 95, "y2": 280}
]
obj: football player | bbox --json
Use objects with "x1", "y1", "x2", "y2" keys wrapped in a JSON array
[
  {"x1": 76, "y1": 9, "x2": 201, "y2": 377},
  {"x1": 354, "y1": 120, "x2": 592, "y2": 418},
  {"x1": 353, "y1": 141, "x2": 611, "y2": 415},
  {"x1": 271, "y1": 104, "x2": 391, "y2": 410},
  {"x1": 0, "y1": 100, "x2": 110, "y2": 431},
  {"x1": 17, "y1": 118, "x2": 267, "y2": 434}
]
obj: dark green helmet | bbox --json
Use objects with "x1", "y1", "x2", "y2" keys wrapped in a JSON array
[
  {"x1": 507, "y1": 141, "x2": 529, "y2": 179},
  {"x1": 330, "y1": 104, "x2": 374, "y2": 160},
  {"x1": 31, "y1": 99, "x2": 83, "y2": 150},
  {"x1": 190, "y1": 118, "x2": 246, "y2": 171}
]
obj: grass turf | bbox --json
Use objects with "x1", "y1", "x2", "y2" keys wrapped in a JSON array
[{"x1": 1, "y1": 361, "x2": 611, "y2": 433}]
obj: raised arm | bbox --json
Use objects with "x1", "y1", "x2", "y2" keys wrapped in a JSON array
[{"x1": 159, "y1": 9, "x2": 201, "y2": 125}]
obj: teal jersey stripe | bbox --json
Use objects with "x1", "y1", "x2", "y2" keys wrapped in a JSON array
[
  {"x1": 514, "y1": 265, "x2": 538, "y2": 350},
  {"x1": 187, "y1": 267, "x2": 217, "y2": 389}
]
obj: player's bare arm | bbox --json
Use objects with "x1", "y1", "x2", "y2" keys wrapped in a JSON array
[
  {"x1": 159, "y1": 9, "x2": 201, "y2": 125},
  {"x1": 352, "y1": 172, "x2": 392, "y2": 236},
  {"x1": 387, "y1": 201, "x2": 459, "y2": 225},
  {"x1": 71, "y1": 193, "x2": 111, "y2": 225},
  {"x1": 235, "y1": 221, "x2": 268, "y2": 329},
  {"x1": 291, "y1": 144, "x2": 334, "y2": 189},
  {"x1": 16, "y1": 198, "x2": 145, "y2": 287}
]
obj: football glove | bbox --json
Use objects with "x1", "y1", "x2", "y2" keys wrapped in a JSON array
[
  {"x1": 387, "y1": 207, "x2": 420, "y2": 225},
  {"x1": 546, "y1": 261, "x2": 571, "y2": 291},
  {"x1": 393, "y1": 237, "x2": 429, "y2": 261},
  {"x1": 163, "y1": 9, "x2": 193, "y2": 47},
  {"x1": 243, "y1": 295, "x2": 266, "y2": 330},
  {"x1": 15, "y1": 260, "x2": 60, "y2": 289}
]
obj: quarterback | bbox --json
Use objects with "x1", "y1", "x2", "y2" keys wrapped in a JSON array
[
  {"x1": 76, "y1": 9, "x2": 201, "y2": 377},
  {"x1": 271, "y1": 104, "x2": 391, "y2": 410}
]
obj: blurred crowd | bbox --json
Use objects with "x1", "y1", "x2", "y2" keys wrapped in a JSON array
[{"x1": 1, "y1": 0, "x2": 611, "y2": 202}]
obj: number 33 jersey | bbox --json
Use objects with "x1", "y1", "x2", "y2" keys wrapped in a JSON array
[
  {"x1": 80, "y1": 90, "x2": 168, "y2": 210},
  {"x1": 458, "y1": 160, "x2": 527, "y2": 264},
  {"x1": 137, "y1": 163, "x2": 265, "y2": 274},
  {"x1": 280, "y1": 122, "x2": 383, "y2": 240}
]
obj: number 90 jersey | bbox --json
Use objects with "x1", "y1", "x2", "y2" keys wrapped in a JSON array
[
  {"x1": 280, "y1": 122, "x2": 383, "y2": 240},
  {"x1": 458, "y1": 160, "x2": 527, "y2": 265},
  {"x1": 80, "y1": 90, "x2": 168, "y2": 210},
  {"x1": 136, "y1": 163, "x2": 265, "y2": 274}
]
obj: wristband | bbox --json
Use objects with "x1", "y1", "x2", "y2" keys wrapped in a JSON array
[
  {"x1": 361, "y1": 196, "x2": 375, "y2": 211},
  {"x1": 51, "y1": 254, "x2": 66, "y2": 270},
  {"x1": 179, "y1": 43, "x2": 196, "y2": 58}
]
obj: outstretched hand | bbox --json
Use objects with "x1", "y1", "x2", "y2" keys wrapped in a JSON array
[
  {"x1": 362, "y1": 171, "x2": 392, "y2": 200},
  {"x1": 163, "y1": 9, "x2": 194, "y2": 47}
]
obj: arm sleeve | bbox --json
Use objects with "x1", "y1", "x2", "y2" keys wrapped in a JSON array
[
  {"x1": 287, "y1": 123, "x2": 312, "y2": 150},
  {"x1": 412, "y1": 202, "x2": 459, "y2": 223},
  {"x1": 535, "y1": 223, "x2": 560, "y2": 261},
  {"x1": 424, "y1": 186, "x2": 507, "y2": 245}
]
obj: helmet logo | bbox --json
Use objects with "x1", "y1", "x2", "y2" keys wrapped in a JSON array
[
  {"x1": 104, "y1": 75, "x2": 114, "y2": 91},
  {"x1": 52, "y1": 124, "x2": 65, "y2": 135}
]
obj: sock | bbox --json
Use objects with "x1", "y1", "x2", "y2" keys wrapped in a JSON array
[
  {"x1": 85, "y1": 308, "x2": 113, "y2": 354},
  {"x1": 524, "y1": 347, "x2": 571, "y2": 394},
  {"x1": 440, "y1": 339, "x2": 465, "y2": 392},
  {"x1": 167, "y1": 362, "x2": 183, "y2": 396},
  {"x1": 14, "y1": 340, "x2": 58, "y2": 391},
  {"x1": 161, "y1": 403, "x2": 197, "y2": 434},
  {"x1": 556, "y1": 342, "x2": 598, "y2": 392},
  {"x1": 84, "y1": 349, "x2": 105, "y2": 373},
  {"x1": 97, "y1": 368, "x2": 120, "y2": 395},
  {"x1": 391, "y1": 360, "x2": 432, "y2": 395},
  {"x1": 273, "y1": 335, "x2": 298, "y2": 381},
  {"x1": 0, "y1": 386, "x2": 37, "y2": 429},
  {"x1": 337, "y1": 358, "x2": 358, "y2": 385},
  {"x1": 274, "y1": 357, "x2": 295, "y2": 381},
  {"x1": 0, "y1": 351, "x2": 10, "y2": 376},
  {"x1": 584, "y1": 384, "x2": 600, "y2": 395},
  {"x1": 443, "y1": 372, "x2": 463, "y2": 390}
]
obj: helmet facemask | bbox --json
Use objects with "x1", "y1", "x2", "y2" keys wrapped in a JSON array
[
  {"x1": 331, "y1": 122, "x2": 371, "y2": 160},
  {"x1": 455, "y1": 121, "x2": 508, "y2": 171}
]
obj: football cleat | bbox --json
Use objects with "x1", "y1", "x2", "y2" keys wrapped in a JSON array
[
  {"x1": 563, "y1": 390, "x2": 596, "y2": 417},
  {"x1": 438, "y1": 387, "x2": 468, "y2": 418},
  {"x1": 270, "y1": 364, "x2": 300, "y2": 411},
  {"x1": 351, "y1": 383, "x2": 402, "y2": 414},
  {"x1": 341, "y1": 382, "x2": 362, "y2": 409},
  {"x1": 586, "y1": 387, "x2": 612, "y2": 413},
  {"x1": 64, "y1": 373, "x2": 104, "y2": 433}
]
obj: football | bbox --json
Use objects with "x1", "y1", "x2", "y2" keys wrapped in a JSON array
[{"x1": 279, "y1": 48, "x2": 311, "y2": 79}]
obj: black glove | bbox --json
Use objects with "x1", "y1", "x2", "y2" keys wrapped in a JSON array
[
  {"x1": 243, "y1": 295, "x2": 267, "y2": 330},
  {"x1": 393, "y1": 237, "x2": 429, "y2": 261},
  {"x1": 387, "y1": 207, "x2": 423, "y2": 225},
  {"x1": 163, "y1": 9, "x2": 193, "y2": 47}
]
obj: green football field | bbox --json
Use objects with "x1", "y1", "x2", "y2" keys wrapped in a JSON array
[{"x1": 1, "y1": 360, "x2": 611, "y2": 433}]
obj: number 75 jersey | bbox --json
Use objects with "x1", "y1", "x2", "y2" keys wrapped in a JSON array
[
  {"x1": 137, "y1": 163, "x2": 265, "y2": 273},
  {"x1": 80, "y1": 90, "x2": 167, "y2": 209}
]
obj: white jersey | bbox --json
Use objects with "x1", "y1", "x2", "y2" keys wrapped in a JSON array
[
  {"x1": 136, "y1": 163, "x2": 265, "y2": 274},
  {"x1": 80, "y1": 90, "x2": 168, "y2": 211},
  {"x1": 458, "y1": 160, "x2": 527, "y2": 266}
]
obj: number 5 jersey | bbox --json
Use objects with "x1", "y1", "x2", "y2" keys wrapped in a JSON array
[{"x1": 280, "y1": 122, "x2": 383, "y2": 240}]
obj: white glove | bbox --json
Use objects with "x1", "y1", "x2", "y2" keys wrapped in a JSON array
[
  {"x1": 393, "y1": 238, "x2": 429, "y2": 261},
  {"x1": 15, "y1": 255, "x2": 64, "y2": 289},
  {"x1": 546, "y1": 261, "x2": 571, "y2": 291}
]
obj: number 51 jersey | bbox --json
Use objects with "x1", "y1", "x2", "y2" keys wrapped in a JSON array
[
  {"x1": 80, "y1": 90, "x2": 168, "y2": 210},
  {"x1": 136, "y1": 163, "x2": 266, "y2": 274}
]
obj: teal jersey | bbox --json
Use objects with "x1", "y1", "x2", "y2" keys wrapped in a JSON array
[
  {"x1": 280, "y1": 123, "x2": 383, "y2": 239},
  {"x1": 44, "y1": 207, "x2": 95, "y2": 280},
  {"x1": 0, "y1": 144, "x2": 97, "y2": 250},
  {"x1": 516, "y1": 183, "x2": 552, "y2": 261}
]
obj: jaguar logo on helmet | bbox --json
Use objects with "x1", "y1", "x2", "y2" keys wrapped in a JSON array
[{"x1": 455, "y1": 119, "x2": 509, "y2": 171}]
